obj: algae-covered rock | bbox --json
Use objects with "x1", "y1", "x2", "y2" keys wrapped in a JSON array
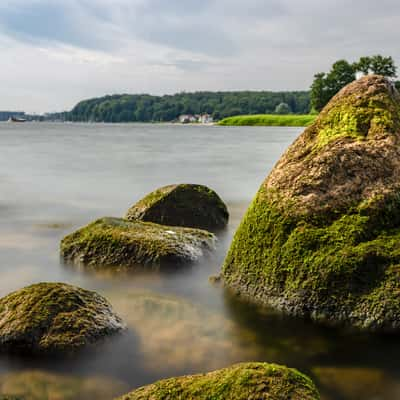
[
  {"x1": 61, "y1": 217, "x2": 216, "y2": 270},
  {"x1": 222, "y1": 75, "x2": 400, "y2": 331},
  {"x1": 125, "y1": 184, "x2": 229, "y2": 231},
  {"x1": 0, "y1": 282, "x2": 125, "y2": 354},
  {"x1": 116, "y1": 362, "x2": 320, "y2": 400}
]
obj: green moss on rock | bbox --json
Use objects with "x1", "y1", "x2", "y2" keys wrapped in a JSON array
[
  {"x1": 125, "y1": 184, "x2": 229, "y2": 232},
  {"x1": 115, "y1": 362, "x2": 320, "y2": 400},
  {"x1": 222, "y1": 75, "x2": 400, "y2": 331},
  {"x1": 61, "y1": 217, "x2": 216, "y2": 270},
  {"x1": 0, "y1": 283, "x2": 125, "y2": 354}
]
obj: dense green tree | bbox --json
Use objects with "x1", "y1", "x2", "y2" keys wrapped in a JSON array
[
  {"x1": 275, "y1": 102, "x2": 291, "y2": 114},
  {"x1": 354, "y1": 56, "x2": 371, "y2": 75},
  {"x1": 310, "y1": 61, "x2": 356, "y2": 112},
  {"x1": 354, "y1": 55, "x2": 397, "y2": 77},
  {"x1": 310, "y1": 55, "x2": 397, "y2": 111},
  {"x1": 310, "y1": 73, "x2": 329, "y2": 112},
  {"x1": 326, "y1": 60, "x2": 356, "y2": 93}
]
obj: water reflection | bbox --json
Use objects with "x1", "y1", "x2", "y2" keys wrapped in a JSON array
[
  {"x1": 223, "y1": 289, "x2": 333, "y2": 365},
  {"x1": 110, "y1": 291, "x2": 262, "y2": 373},
  {"x1": 2, "y1": 123, "x2": 400, "y2": 400},
  {"x1": 313, "y1": 367, "x2": 400, "y2": 400},
  {"x1": 0, "y1": 370, "x2": 129, "y2": 400}
]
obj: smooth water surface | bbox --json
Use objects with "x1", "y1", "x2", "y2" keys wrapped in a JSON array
[{"x1": 0, "y1": 123, "x2": 399, "y2": 400}]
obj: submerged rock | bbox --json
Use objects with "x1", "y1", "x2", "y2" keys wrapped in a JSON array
[
  {"x1": 116, "y1": 362, "x2": 320, "y2": 400},
  {"x1": 0, "y1": 282, "x2": 125, "y2": 354},
  {"x1": 222, "y1": 75, "x2": 400, "y2": 331},
  {"x1": 61, "y1": 217, "x2": 215, "y2": 270},
  {"x1": 125, "y1": 184, "x2": 229, "y2": 232}
]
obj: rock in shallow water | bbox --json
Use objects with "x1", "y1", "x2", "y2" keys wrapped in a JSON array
[
  {"x1": 115, "y1": 362, "x2": 320, "y2": 400},
  {"x1": 125, "y1": 184, "x2": 229, "y2": 232},
  {"x1": 61, "y1": 217, "x2": 216, "y2": 270},
  {"x1": 0, "y1": 282, "x2": 125, "y2": 354},
  {"x1": 222, "y1": 75, "x2": 400, "y2": 332}
]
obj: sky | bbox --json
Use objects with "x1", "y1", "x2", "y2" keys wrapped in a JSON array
[{"x1": 0, "y1": 0, "x2": 399, "y2": 113}]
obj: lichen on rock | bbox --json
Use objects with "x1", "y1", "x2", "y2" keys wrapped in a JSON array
[
  {"x1": 115, "y1": 362, "x2": 320, "y2": 400},
  {"x1": 0, "y1": 282, "x2": 125, "y2": 354},
  {"x1": 61, "y1": 217, "x2": 216, "y2": 270},
  {"x1": 125, "y1": 184, "x2": 229, "y2": 232},
  {"x1": 222, "y1": 75, "x2": 400, "y2": 331}
]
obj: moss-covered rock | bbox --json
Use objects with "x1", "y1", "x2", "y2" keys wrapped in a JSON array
[
  {"x1": 0, "y1": 282, "x2": 125, "y2": 354},
  {"x1": 125, "y1": 184, "x2": 229, "y2": 232},
  {"x1": 61, "y1": 217, "x2": 216, "y2": 270},
  {"x1": 222, "y1": 75, "x2": 400, "y2": 331},
  {"x1": 116, "y1": 362, "x2": 320, "y2": 400}
]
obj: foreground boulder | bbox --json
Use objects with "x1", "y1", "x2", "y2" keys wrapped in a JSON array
[
  {"x1": 125, "y1": 184, "x2": 229, "y2": 231},
  {"x1": 116, "y1": 362, "x2": 320, "y2": 400},
  {"x1": 223, "y1": 75, "x2": 400, "y2": 331},
  {"x1": 0, "y1": 282, "x2": 125, "y2": 354},
  {"x1": 61, "y1": 217, "x2": 215, "y2": 270}
]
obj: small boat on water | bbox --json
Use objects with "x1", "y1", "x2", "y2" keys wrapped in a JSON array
[{"x1": 8, "y1": 116, "x2": 27, "y2": 122}]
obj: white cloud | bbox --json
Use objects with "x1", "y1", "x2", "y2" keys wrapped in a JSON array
[{"x1": 0, "y1": 0, "x2": 399, "y2": 112}]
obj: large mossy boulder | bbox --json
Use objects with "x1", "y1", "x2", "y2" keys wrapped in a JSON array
[
  {"x1": 61, "y1": 217, "x2": 215, "y2": 270},
  {"x1": 125, "y1": 184, "x2": 229, "y2": 232},
  {"x1": 222, "y1": 75, "x2": 400, "y2": 331},
  {"x1": 116, "y1": 362, "x2": 320, "y2": 400},
  {"x1": 0, "y1": 282, "x2": 125, "y2": 354}
]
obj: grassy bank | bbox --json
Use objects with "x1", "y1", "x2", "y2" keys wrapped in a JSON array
[{"x1": 218, "y1": 114, "x2": 316, "y2": 127}]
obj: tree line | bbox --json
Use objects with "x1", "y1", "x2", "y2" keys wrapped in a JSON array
[
  {"x1": 59, "y1": 54, "x2": 399, "y2": 123},
  {"x1": 311, "y1": 55, "x2": 397, "y2": 111},
  {"x1": 68, "y1": 91, "x2": 310, "y2": 123}
]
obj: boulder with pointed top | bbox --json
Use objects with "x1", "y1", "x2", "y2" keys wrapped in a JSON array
[{"x1": 222, "y1": 75, "x2": 400, "y2": 331}]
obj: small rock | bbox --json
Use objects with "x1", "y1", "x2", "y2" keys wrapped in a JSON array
[
  {"x1": 0, "y1": 282, "x2": 125, "y2": 354},
  {"x1": 61, "y1": 217, "x2": 216, "y2": 270},
  {"x1": 125, "y1": 184, "x2": 229, "y2": 232}
]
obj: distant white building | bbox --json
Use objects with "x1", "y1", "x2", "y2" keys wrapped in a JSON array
[
  {"x1": 179, "y1": 114, "x2": 197, "y2": 123},
  {"x1": 199, "y1": 114, "x2": 213, "y2": 124},
  {"x1": 178, "y1": 113, "x2": 214, "y2": 124}
]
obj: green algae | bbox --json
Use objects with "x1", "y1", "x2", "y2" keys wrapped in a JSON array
[
  {"x1": 222, "y1": 76, "x2": 400, "y2": 331},
  {"x1": 0, "y1": 283, "x2": 125, "y2": 354},
  {"x1": 116, "y1": 362, "x2": 320, "y2": 400},
  {"x1": 313, "y1": 76, "x2": 400, "y2": 148},
  {"x1": 125, "y1": 184, "x2": 229, "y2": 232},
  {"x1": 61, "y1": 217, "x2": 216, "y2": 270}
]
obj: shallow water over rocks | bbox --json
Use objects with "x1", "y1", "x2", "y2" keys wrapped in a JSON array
[{"x1": 0, "y1": 122, "x2": 399, "y2": 399}]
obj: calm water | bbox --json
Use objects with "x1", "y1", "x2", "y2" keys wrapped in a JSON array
[{"x1": 0, "y1": 122, "x2": 399, "y2": 400}]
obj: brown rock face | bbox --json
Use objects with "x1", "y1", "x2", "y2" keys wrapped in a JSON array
[
  {"x1": 222, "y1": 76, "x2": 400, "y2": 331},
  {"x1": 266, "y1": 75, "x2": 400, "y2": 219}
]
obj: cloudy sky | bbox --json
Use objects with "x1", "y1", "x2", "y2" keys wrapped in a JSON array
[{"x1": 0, "y1": 0, "x2": 399, "y2": 113}]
